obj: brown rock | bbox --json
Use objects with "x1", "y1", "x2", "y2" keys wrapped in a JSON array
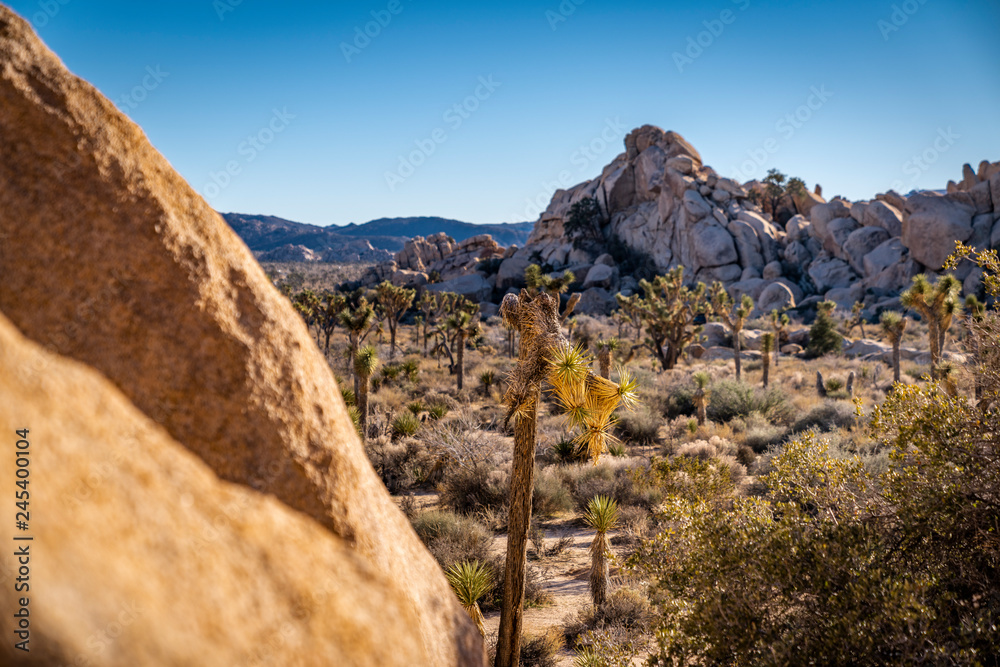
[
  {"x1": 0, "y1": 8, "x2": 480, "y2": 665},
  {"x1": 0, "y1": 315, "x2": 429, "y2": 666}
]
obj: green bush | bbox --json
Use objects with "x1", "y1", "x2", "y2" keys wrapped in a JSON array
[
  {"x1": 439, "y1": 463, "x2": 507, "y2": 515},
  {"x1": 707, "y1": 380, "x2": 793, "y2": 424},
  {"x1": 806, "y1": 303, "x2": 843, "y2": 357},
  {"x1": 792, "y1": 400, "x2": 857, "y2": 434},
  {"x1": 631, "y1": 381, "x2": 1000, "y2": 665},
  {"x1": 615, "y1": 405, "x2": 661, "y2": 445},
  {"x1": 411, "y1": 510, "x2": 491, "y2": 570},
  {"x1": 533, "y1": 468, "x2": 573, "y2": 517}
]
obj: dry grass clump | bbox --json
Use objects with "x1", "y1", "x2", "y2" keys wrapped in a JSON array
[
  {"x1": 563, "y1": 587, "x2": 653, "y2": 648},
  {"x1": 791, "y1": 400, "x2": 859, "y2": 434},
  {"x1": 557, "y1": 458, "x2": 661, "y2": 512},
  {"x1": 615, "y1": 404, "x2": 661, "y2": 446},
  {"x1": 365, "y1": 436, "x2": 443, "y2": 493},
  {"x1": 411, "y1": 509, "x2": 492, "y2": 570}
]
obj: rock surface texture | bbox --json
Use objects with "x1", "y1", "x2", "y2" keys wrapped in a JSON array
[{"x1": 0, "y1": 7, "x2": 481, "y2": 665}]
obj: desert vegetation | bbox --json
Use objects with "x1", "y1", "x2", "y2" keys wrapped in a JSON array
[{"x1": 272, "y1": 244, "x2": 1000, "y2": 666}]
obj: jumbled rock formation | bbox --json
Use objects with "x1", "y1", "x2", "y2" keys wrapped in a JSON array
[{"x1": 0, "y1": 7, "x2": 481, "y2": 665}]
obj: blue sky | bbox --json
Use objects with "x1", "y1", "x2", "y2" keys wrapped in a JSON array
[{"x1": 9, "y1": 0, "x2": 1000, "y2": 226}]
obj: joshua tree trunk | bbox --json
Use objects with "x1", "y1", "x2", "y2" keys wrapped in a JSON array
[
  {"x1": 598, "y1": 347, "x2": 611, "y2": 379},
  {"x1": 357, "y1": 376, "x2": 370, "y2": 440},
  {"x1": 456, "y1": 331, "x2": 466, "y2": 391},
  {"x1": 389, "y1": 323, "x2": 397, "y2": 359},
  {"x1": 495, "y1": 398, "x2": 537, "y2": 667},
  {"x1": 816, "y1": 371, "x2": 827, "y2": 397},
  {"x1": 762, "y1": 349, "x2": 770, "y2": 388},
  {"x1": 846, "y1": 371, "x2": 855, "y2": 398},
  {"x1": 694, "y1": 389, "x2": 708, "y2": 425},
  {"x1": 892, "y1": 339, "x2": 901, "y2": 384},
  {"x1": 733, "y1": 331, "x2": 742, "y2": 382}
]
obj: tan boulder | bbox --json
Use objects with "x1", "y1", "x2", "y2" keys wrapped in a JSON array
[
  {"x1": 0, "y1": 7, "x2": 480, "y2": 665},
  {"x1": 0, "y1": 315, "x2": 429, "y2": 666}
]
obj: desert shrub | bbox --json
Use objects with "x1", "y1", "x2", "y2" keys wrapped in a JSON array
[
  {"x1": 733, "y1": 412, "x2": 788, "y2": 453},
  {"x1": 615, "y1": 405, "x2": 660, "y2": 445},
  {"x1": 564, "y1": 588, "x2": 652, "y2": 647},
  {"x1": 560, "y1": 461, "x2": 661, "y2": 512},
  {"x1": 792, "y1": 400, "x2": 857, "y2": 433},
  {"x1": 439, "y1": 463, "x2": 507, "y2": 514},
  {"x1": 480, "y1": 556, "x2": 550, "y2": 612},
  {"x1": 365, "y1": 437, "x2": 442, "y2": 492},
  {"x1": 707, "y1": 380, "x2": 792, "y2": 424},
  {"x1": 806, "y1": 303, "x2": 843, "y2": 357},
  {"x1": 518, "y1": 628, "x2": 563, "y2": 667},
  {"x1": 631, "y1": 380, "x2": 1000, "y2": 665},
  {"x1": 533, "y1": 467, "x2": 574, "y2": 517},
  {"x1": 411, "y1": 510, "x2": 491, "y2": 570},
  {"x1": 662, "y1": 383, "x2": 696, "y2": 419}
]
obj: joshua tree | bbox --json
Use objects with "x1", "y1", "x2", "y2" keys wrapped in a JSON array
[
  {"x1": 315, "y1": 291, "x2": 347, "y2": 354},
  {"x1": 292, "y1": 288, "x2": 321, "y2": 344},
  {"x1": 629, "y1": 267, "x2": 708, "y2": 371},
  {"x1": 709, "y1": 283, "x2": 754, "y2": 382},
  {"x1": 900, "y1": 273, "x2": 962, "y2": 371},
  {"x1": 770, "y1": 309, "x2": 790, "y2": 367},
  {"x1": 761, "y1": 332, "x2": 774, "y2": 388},
  {"x1": 525, "y1": 264, "x2": 575, "y2": 297},
  {"x1": 595, "y1": 337, "x2": 621, "y2": 379},
  {"x1": 692, "y1": 371, "x2": 711, "y2": 426},
  {"x1": 614, "y1": 293, "x2": 643, "y2": 341},
  {"x1": 353, "y1": 344, "x2": 379, "y2": 441},
  {"x1": 375, "y1": 281, "x2": 415, "y2": 359},
  {"x1": 446, "y1": 560, "x2": 493, "y2": 639},
  {"x1": 446, "y1": 309, "x2": 480, "y2": 392},
  {"x1": 495, "y1": 290, "x2": 636, "y2": 667},
  {"x1": 479, "y1": 369, "x2": 496, "y2": 397},
  {"x1": 340, "y1": 297, "x2": 378, "y2": 395},
  {"x1": 582, "y1": 495, "x2": 620, "y2": 608},
  {"x1": 880, "y1": 310, "x2": 907, "y2": 385},
  {"x1": 845, "y1": 301, "x2": 867, "y2": 338}
]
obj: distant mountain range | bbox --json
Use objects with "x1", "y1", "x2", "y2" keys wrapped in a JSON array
[{"x1": 222, "y1": 213, "x2": 534, "y2": 256}]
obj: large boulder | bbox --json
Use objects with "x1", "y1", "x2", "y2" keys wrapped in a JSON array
[
  {"x1": 902, "y1": 194, "x2": 975, "y2": 269},
  {"x1": 809, "y1": 200, "x2": 853, "y2": 247},
  {"x1": 808, "y1": 256, "x2": 859, "y2": 293},
  {"x1": 496, "y1": 255, "x2": 531, "y2": 289},
  {"x1": 863, "y1": 200, "x2": 904, "y2": 237},
  {"x1": 574, "y1": 287, "x2": 617, "y2": 315},
  {"x1": 0, "y1": 315, "x2": 430, "y2": 667},
  {"x1": 582, "y1": 263, "x2": 618, "y2": 289},
  {"x1": 843, "y1": 226, "x2": 891, "y2": 274},
  {"x1": 0, "y1": 9, "x2": 481, "y2": 665},
  {"x1": 756, "y1": 281, "x2": 796, "y2": 314},
  {"x1": 727, "y1": 220, "x2": 765, "y2": 272},
  {"x1": 426, "y1": 274, "x2": 492, "y2": 301},
  {"x1": 690, "y1": 221, "x2": 738, "y2": 270}
]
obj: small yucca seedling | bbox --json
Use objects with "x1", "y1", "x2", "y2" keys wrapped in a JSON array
[
  {"x1": 607, "y1": 442, "x2": 627, "y2": 458},
  {"x1": 341, "y1": 387, "x2": 356, "y2": 407},
  {"x1": 407, "y1": 401, "x2": 424, "y2": 416},
  {"x1": 583, "y1": 495, "x2": 620, "y2": 607},
  {"x1": 428, "y1": 403, "x2": 448, "y2": 421},
  {"x1": 391, "y1": 411, "x2": 420, "y2": 439},
  {"x1": 480, "y1": 369, "x2": 496, "y2": 395},
  {"x1": 446, "y1": 560, "x2": 494, "y2": 638},
  {"x1": 692, "y1": 370, "x2": 711, "y2": 426},
  {"x1": 574, "y1": 647, "x2": 604, "y2": 667}
]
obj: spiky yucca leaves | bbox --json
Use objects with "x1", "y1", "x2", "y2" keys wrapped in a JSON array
[
  {"x1": 548, "y1": 346, "x2": 638, "y2": 463},
  {"x1": 353, "y1": 344, "x2": 379, "y2": 441},
  {"x1": 709, "y1": 282, "x2": 754, "y2": 382},
  {"x1": 446, "y1": 560, "x2": 494, "y2": 638},
  {"x1": 583, "y1": 495, "x2": 620, "y2": 607},
  {"x1": 880, "y1": 311, "x2": 907, "y2": 385}
]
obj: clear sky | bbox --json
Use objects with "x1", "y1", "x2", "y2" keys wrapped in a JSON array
[{"x1": 8, "y1": 0, "x2": 1000, "y2": 226}]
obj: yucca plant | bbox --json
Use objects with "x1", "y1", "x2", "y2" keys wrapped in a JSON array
[
  {"x1": 446, "y1": 560, "x2": 494, "y2": 638},
  {"x1": 770, "y1": 309, "x2": 790, "y2": 367},
  {"x1": 391, "y1": 411, "x2": 420, "y2": 439},
  {"x1": 494, "y1": 290, "x2": 637, "y2": 667},
  {"x1": 710, "y1": 283, "x2": 754, "y2": 381},
  {"x1": 583, "y1": 495, "x2": 620, "y2": 607},
  {"x1": 480, "y1": 369, "x2": 496, "y2": 396},
  {"x1": 574, "y1": 647, "x2": 604, "y2": 667},
  {"x1": 880, "y1": 310, "x2": 907, "y2": 385},
  {"x1": 353, "y1": 344, "x2": 379, "y2": 441},
  {"x1": 901, "y1": 273, "x2": 962, "y2": 370}
]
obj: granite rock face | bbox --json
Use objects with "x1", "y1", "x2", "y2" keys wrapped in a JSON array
[{"x1": 0, "y1": 7, "x2": 481, "y2": 665}]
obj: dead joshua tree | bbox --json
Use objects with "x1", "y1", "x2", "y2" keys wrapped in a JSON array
[{"x1": 495, "y1": 290, "x2": 636, "y2": 667}]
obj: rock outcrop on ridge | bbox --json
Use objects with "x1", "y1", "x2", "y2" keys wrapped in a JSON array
[{"x1": 0, "y1": 6, "x2": 482, "y2": 665}]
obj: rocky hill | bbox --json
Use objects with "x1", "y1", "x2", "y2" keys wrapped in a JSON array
[
  {"x1": 0, "y1": 6, "x2": 481, "y2": 665},
  {"x1": 223, "y1": 212, "x2": 532, "y2": 263},
  {"x1": 367, "y1": 125, "x2": 999, "y2": 318}
]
